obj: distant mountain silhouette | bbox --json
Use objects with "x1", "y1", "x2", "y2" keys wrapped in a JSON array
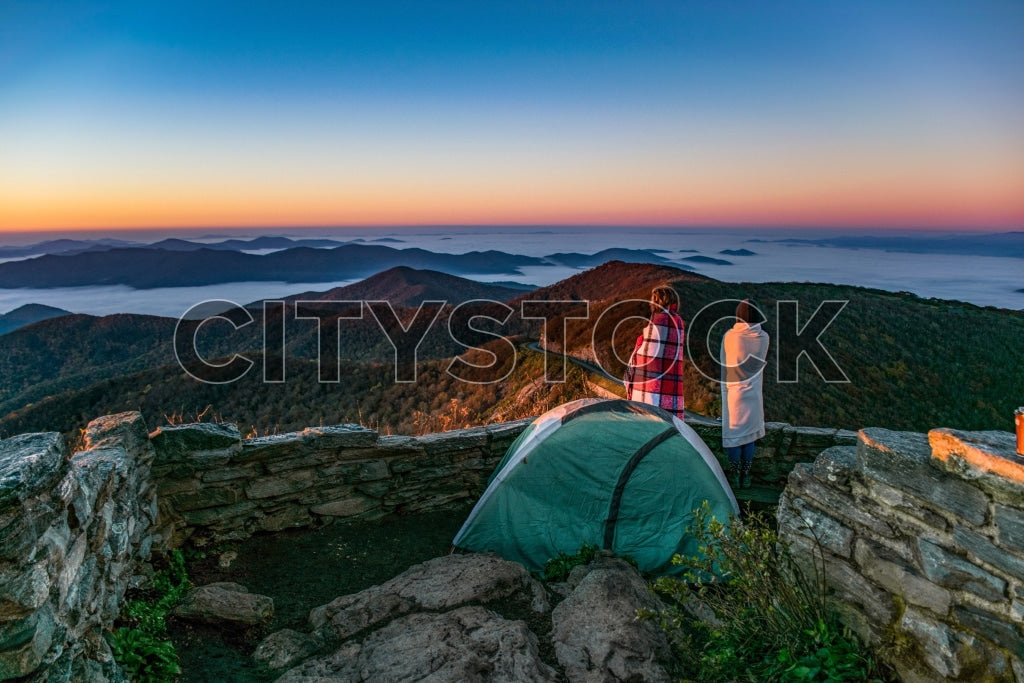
[
  {"x1": 274, "y1": 267, "x2": 534, "y2": 308},
  {"x1": 0, "y1": 238, "x2": 138, "y2": 259},
  {"x1": 147, "y1": 236, "x2": 347, "y2": 251},
  {"x1": 747, "y1": 231, "x2": 1024, "y2": 259},
  {"x1": 0, "y1": 264, "x2": 563, "y2": 417},
  {"x1": 0, "y1": 244, "x2": 548, "y2": 289},
  {"x1": 543, "y1": 248, "x2": 674, "y2": 268},
  {"x1": 0, "y1": 304, "x2": 71, "y2": 335},
  {"x1": 682, "y1": 255, "x2": 733, "y2": 265},
  {"x1": 720, "y1": 248, "x2": 756, "y2": 256}
]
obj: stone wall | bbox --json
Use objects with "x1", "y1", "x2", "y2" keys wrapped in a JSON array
[
  {"x1": 778, "y1": 427, "x2": 1024, "y2": 682},
  {"x1": 153, "y1": 415, "x2": 855, "y2": 547},
  {"x1": 687, "y1": 417, "x2": 860, "y2": 488},
  {"x1": 150, "y1": 419, "x2": 532, "y2": 547},
  {"x1": 0, "y1": 412, "x2": 157, "y2": 682}
]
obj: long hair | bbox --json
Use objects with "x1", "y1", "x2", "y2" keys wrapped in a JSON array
[
  {"x1": 650, "y1": 285, "x2": 679, "y2": 315},
  {"x1": 736, "y1": 298, "x2": 766, "y2": 324}
]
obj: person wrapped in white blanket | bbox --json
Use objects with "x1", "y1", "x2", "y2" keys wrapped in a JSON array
[{"x1": 720, "y1": 298, "x2": 770, "y2": 489}]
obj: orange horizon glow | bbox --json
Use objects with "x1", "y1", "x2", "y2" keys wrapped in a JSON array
[
  {"x1": 3, "y1": 134, "x2": 1022, "y2": 232},
  {"x1": 3, "y1": 180, "x2": 1022, "y2": 233}
]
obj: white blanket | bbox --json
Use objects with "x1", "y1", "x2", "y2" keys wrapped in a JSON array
[{"x1": 720, "y1": 321, "x2": 770, "y2": 448}]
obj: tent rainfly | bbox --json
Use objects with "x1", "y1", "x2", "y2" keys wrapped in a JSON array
[{"x1": 452, "y1": 398, "x2": 740, "y2": 575}]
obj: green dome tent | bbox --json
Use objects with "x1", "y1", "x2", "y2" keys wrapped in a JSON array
[{"x1": 453, "y1": 398, "x2": 740, "y2": 575}]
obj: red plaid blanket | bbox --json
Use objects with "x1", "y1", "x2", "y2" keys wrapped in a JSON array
[{"x1": 625, "y1": 308, "x2": 686, "y2": 417}]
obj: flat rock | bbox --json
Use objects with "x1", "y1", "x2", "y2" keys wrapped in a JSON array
[
  {"x1": 277, "y1": 606, "x2": 557, "y2": 683},
  {"x1": 172, "y1": 582, "x2": 273, "y2": 626},
  {"x1": 239, "y1": 432, "x2": 310, "y2": 461},
  {"x1": 301, "y1": 424, "x2": 377, "y2": 449},
  {"x1": 811, "y1": 445, "x2": 858, "y2": 487},
  {"x1": 929, "y1": 428, "x2": 1024, "y2": 499},
  {"x1": 858, "y1": 428, "x2": 989, "y2": 526},
  {"x1": 149, "y1": 423, "x2": 241, "y2": 462},
  {"x1": 416, "y1": 427, "x2": 488, "y2": 455},
  {"x1": 309, "y1": 553, "x2": 548, "y2": 642},
  {"x1": 551, "y1": 556, "x2": 673, "y2": 683}
]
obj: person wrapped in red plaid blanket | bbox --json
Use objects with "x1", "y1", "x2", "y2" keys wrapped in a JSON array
[{"x1": 624, "y1": 284, "x2": 686, "y2": 418}]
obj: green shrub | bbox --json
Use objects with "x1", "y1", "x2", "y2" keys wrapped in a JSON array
[
  {"x1": 151, "y1": 548, "x2": 191, "y2": 610},
  {"x1": 542, "y1": 543, "x2": 601, "y2": 582},
  {"x1": 108, "y1": 627, "x2": 181, "y2": 682},
  {"x1": 644, "y1": 504, "x2": 890, "y2": 682},
  {"x1": 107, "y1": 549, "x2": 191, "y2": 682}
]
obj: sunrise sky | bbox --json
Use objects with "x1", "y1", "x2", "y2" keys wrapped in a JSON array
[{"x1": 1, "y1": 1, "x2": 1023, "y2": 232}]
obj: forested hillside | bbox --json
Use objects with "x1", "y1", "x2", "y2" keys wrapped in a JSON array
[
  {"x1": 0, "y1": 343, "x2": 603, "y2": 441},
  {"x1": 561, "y1": 276, "x2": 1024, "y2": 432},
  {"x1": 1, "y1": 261, "x2": 1021, "y2": 442}
]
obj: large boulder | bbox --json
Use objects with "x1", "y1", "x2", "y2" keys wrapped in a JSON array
[
  {"x1": 309, "y1": 553, "x2": 548, "y2": 642},
  {"x1": 551, "y1": 555, "x2": 674, "y2": 682},
  {"x1": 258, "y1": 553, "x2": 550, "y2": 673},
  {"x1": 172, "y1": 582, "x2": 274, "y2": 626},
  {"x1": 277, "y1": 606, "x2": 557, "y2": 682}
]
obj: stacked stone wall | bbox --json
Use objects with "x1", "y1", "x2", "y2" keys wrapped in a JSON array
[
  {"x1": 778, "y1": 427, "x2": 1024, "y2": 682},
  {"x1": 155, "y1": 416, "x2": 855, "y2": 546},
  {"x1": 150, "y1": 419, "x2": 532, "y2": 546},
  {"x1": 0, "y1": 412, "x2": 157, "y2": 682}
]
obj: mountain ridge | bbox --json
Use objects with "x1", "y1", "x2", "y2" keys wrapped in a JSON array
[
  {"x1": 0, "y1": 244, "x2": 549, "y2": 289},
  {"x1": 272, "y1": 266, "x2": 534, "y2": 308},
  {"x1": 0, "y1": 303, "x2": 72, "y2": 335}
]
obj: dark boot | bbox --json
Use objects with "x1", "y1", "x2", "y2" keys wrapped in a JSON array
[
  {"x1": 727, "y1": 461, "x2": 741, "y2": 489},
  {"x1": 740, "y1": 461, "x2": 753, "y2": 489}
]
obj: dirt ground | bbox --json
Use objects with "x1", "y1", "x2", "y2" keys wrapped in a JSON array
[{"x1": 169, "y1": 504, "x2": 473, "y2": 682}]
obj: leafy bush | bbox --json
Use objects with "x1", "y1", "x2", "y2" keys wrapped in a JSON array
[
  {"x1": 542, "y1": 543, "x2": 601, "y2": 582},
  {"x1": 644, "y1": 505, "x2": 890, "y2": 682},
  {"x1": 108, "y1": 549, "x2": 191, "y2": 682},
  {"x1": 108, "y1": 627, "x2": 181, "y2": 683}
]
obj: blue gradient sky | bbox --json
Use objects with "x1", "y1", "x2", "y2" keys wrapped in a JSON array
[{"x1": 2, "y1": 1, "x2": 1022, "y2": 230}]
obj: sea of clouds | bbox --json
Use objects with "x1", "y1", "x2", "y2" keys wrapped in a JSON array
[{"x1": 0, "y1": 228, "x2": 1021, "y2": 317}]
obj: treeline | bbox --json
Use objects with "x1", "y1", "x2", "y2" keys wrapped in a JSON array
[{"x1": 0, "y1": 344, "x2": 605, "y2": 443}]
